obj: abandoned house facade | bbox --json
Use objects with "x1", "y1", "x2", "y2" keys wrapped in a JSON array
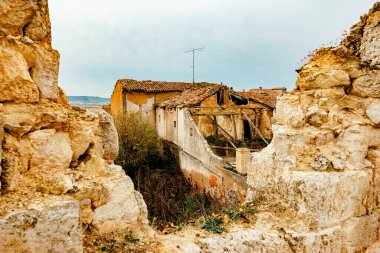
[
  {"x1": 110, "y1": 79, "x2": 284, "y2": 142},
  {"x1": 110, "y1": 79, "x2": 284, "y2": 202}
]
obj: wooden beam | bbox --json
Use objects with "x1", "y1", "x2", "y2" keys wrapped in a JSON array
[
  {"x1": 191, "y1": 112, "x2": 255, "y2": 116},
  {"x1": 243, "y1": 112, "x2": 269, "y2": 145},
  {"x1": 207, "y1": 116, "x2": 236, "y2": 149},
  {"x1": 231, "y1": 115, "x2": 237, "y2": 140},
  {"x1": 189, "y1": 106, "x2": 268, "y2": 110},
  {"x1": 210, "y1": 145, "x2": 236, "y2": 150},
  {"x1": 213, "y1": 115, "x2": 218, "y2": 138},
  {"x1": 207, "y1": 116, "x2": 235, "y2": 141},
  {"x1": 210, "y1": 146, "x2": 260, "y2": 152}
]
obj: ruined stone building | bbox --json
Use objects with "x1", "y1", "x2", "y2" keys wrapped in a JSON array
[
  {"x1": 110, "y1": 79, "x2": 284, "y2": 203},
  {"x1": 110, "y1": 79, "x2": 195, "y2": 120},
  {"x1": 1, "y1": 0, "x2": 380, "y2": 252},
  {"x1": 110, "y1": 79, "x2": 283, "y2": 145}
]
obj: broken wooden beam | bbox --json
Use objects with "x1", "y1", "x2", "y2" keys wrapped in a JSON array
[
  {"x1": 191, "y1": 112, "x2": 255, "y2": 116},
  {"x1": 206, "y1": 115, "x2": 237, "y2": 149},
  {"x1": 243, "y1": 112, "x2": 269, "y2": 145}
]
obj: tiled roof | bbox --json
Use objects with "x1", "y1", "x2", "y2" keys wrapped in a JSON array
[
  {"x1": 237, "y1": 89, "x2": 283, "y2": 108},
  {"x1": 118, "y1": 79, "x2": 215, "y2": 93},
  {"x1": 156, "y1": 84, "x2": 224, "y2": 108}
]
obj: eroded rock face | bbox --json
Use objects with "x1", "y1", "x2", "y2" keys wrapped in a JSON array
[
  {"x1": 0, "y1": 200, "x2": 82, "y2": 253},
  {"x1": 0, "y1": 0, "x2": 149, "y2": 251},
  {"x1": 247, "y1": 3, "x2": 380, "y2": 252}
]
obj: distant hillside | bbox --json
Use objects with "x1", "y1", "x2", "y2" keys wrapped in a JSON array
[{"x1": 67, "y1": 96, "x2": 110, "y2": 105}]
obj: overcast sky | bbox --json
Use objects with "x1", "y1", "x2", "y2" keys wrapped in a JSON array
[{"x1": 49, "y1": 0, "x2": 377, "y2": 97}]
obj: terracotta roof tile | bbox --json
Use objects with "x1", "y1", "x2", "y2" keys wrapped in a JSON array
[
  {"x1": 236, "y1": 89, "x2": 283, "y2": 108},
  {"x1": 157, "y1": 84, "x2": 224, "y2": 108},
  {"x1": 118, "y1": 79, "x2": 216, "y2": 93}
]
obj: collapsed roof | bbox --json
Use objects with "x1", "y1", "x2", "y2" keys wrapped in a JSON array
[
  {"x1": 156, "y1": 84, "x2": 226, "y2": 108},
  {"x1": 118, "y1": 79, "x2": 284, "y2": 109},
  {"x1": 236, "y1": 89, "x2": 284, "y2": 108}
]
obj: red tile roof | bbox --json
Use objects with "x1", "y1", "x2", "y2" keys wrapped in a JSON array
[
  {"x1": 118, "y1": 79, "x2": 216, "y2": 93},
  {"x1": 156, "y1": 84, "x2": 224, "y2": 108},
  {"x1": 237, "y1": 89, "x2": 283, "y2": 108}
]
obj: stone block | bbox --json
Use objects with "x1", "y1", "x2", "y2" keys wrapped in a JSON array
[
  {"x1": 289, "y1": 171, "x2": 372, "y2": 229},
  {"x1": 0, "y1": 200, "x2": 82, "y2": 253},
  {"x1": 92, "y1": 176, "x2": 149, "y2": 234},
  {"x1": 366, "y1": 102, "x2": 380, "y2": 125},
  {"x1": 352, "y1": 72, "x2": 380, "y2": 98},
  {"x1": 198, "y1": 229, "x2": 292, "y2": 253},
  {"x1": 236, "y1": 148, "x2": 250, "y2": 174},
  {"x1": 342, "y1": 214, "x2": 379, "y2": 253}
]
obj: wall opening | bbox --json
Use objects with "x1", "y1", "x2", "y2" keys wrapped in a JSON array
[{"x1": 243, "y1": 120, "x2": 251, "y2": 141}]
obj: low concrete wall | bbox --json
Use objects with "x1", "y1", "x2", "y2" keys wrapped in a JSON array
[
  {"x1": 178, "y1": 109, "x2": 225, "y2": 169},
  {"x1": 179, "y1": 150, "x2": 247, "y2": 203},
  {"x1": 157, "y1": 107, "x2": 247, "y2": 203}
]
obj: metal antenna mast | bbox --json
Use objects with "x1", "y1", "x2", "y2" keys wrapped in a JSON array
[{"x1": 184, "y1": 47, "x2": 205, "y2": 83}]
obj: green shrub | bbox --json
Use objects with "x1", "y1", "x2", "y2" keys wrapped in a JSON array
[
  {"x1": 223, "y1": 209, "x2": 241, "y2": 220},
  {"x1": 242, "y1": 202, "x2": 258, "y2": 215},
  {"x1": 205, "y1": 135, "x2": 217, "y2": 145},
  {"x1": 114, "y1": 112, "x2": 163, "y2": 173},
  {"x1": 185, "y1": 194, "x2": 197, "y2": 214},
  {"x1": 124, "y1": 231, "x2": 140, "y2": 244},
  {"x1": 201, "y1": 218, "x2": 225, "y2": 233},
  {"x1": 234, "y1": 139, "x2": 247, "y2": 148}
]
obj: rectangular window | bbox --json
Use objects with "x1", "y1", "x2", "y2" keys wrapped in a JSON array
[{"x1": 174, "y1": 121, "x2": 177, "y2": 127}]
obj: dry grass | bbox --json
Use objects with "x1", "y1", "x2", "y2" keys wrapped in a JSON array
[{"x1": 114, "y1": 112, "x2": 163, "y2": 174}]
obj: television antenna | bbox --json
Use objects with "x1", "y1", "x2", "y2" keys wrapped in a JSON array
[{"x1": 184, "y1": 47, "x2": 205, "y2": 83}]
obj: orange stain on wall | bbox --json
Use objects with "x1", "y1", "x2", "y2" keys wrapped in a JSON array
[
  {"x1": 209, "y1": 176, "x2": 218, "y2": 188},
  {"x1": 219, "y1": 188, "x2": 225, "y2": 199}
]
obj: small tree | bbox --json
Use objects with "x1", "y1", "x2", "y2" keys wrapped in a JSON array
[{"x1": 114, "y1": 112, "x2": 163, "y2": 174}]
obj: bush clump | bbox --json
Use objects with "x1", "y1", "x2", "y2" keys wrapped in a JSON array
[
  {"x1": 114, "y1": 112, "x2": 224, "y2": 230},
  {"x1": 114, "y1": 112, "x2": 163, "y2": 174}
]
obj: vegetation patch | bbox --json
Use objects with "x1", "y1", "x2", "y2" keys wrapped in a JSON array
[
  {"x1": 115, "y1": 113, "x2": 226, "y2": 231},
  {"x1": 115, "y1": 112, "x2": 163, "y2": 174},
  {"x1": 124, "y1": 231, "x2": 140, "y2": 244},
  {"x1": 114, "y1": 112, "x2": 262, "y2": 234},
  {"x1": 201, "y1": 218, "x2": 225, "y2": 233},
  {"x1": 83, "y1": 230, "x2": 155, "y2": 253},
  {"x1": 223, "y1": 165, "x2": 247, "y2": 177}
]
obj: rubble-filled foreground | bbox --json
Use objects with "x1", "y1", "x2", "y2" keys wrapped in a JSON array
[
  {"x1": 1, "y1": 0, "x2": 380, "y2": 252},
  {"x1": 0, "y1": 1, "x2": 150, "y2": 252}
]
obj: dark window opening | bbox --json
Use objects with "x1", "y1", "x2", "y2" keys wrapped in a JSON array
[
  {"x1": 174, "y1": 121, "x2": 177, "y2": 127},
  {"x1": 243, "y1": 120, "x2": 251, "y2": 141},
  {"x1": 216, "y1": 91, "x2": 224, "y2": 106},
  {"x1": 230, "y1": 95, "x2": 248, "y2": 105}
]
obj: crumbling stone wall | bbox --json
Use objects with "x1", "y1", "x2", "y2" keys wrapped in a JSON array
[
  {"x1": 0, "y1": 1, "x2": 150, "y2": 252},
  {"x1": 247, "y1": 3, "x2": 380, "y2": 252}
]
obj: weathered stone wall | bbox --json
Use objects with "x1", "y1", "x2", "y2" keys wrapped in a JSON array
[
  {"x1": 0, "y1": 1, "x2": 150, "y2": 252},
  {"x1": 246, "y1": 2, "x2": 380, "y2": 252},
  {"x1": 156, "y1": 107, "x2": 248, "y2": 203}
]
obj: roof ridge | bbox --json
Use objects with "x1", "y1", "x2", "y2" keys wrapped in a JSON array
[{"x1": 117, "y1": 79, "x2": 224, "y2": 93}]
